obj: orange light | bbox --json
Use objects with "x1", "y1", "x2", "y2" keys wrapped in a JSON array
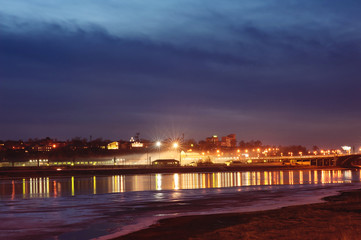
[{"x1": 53, "y1": 144, "x2": 56, "y2": 148}]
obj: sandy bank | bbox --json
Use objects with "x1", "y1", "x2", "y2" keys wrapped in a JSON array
[{"x1": 116, "y1": 189, "x2": 361, "y2": 240}]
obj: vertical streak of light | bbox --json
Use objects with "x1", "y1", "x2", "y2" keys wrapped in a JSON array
[
  {"x1": 111, "y1": 176, "x2": 114, "y2": 193},
  {"x1": 53, "y1": 180, "x2": 57, "y2": 198},
  {"x1": 39, "y1": 178, "x2": 43, "y2": 196},
  {"x1": 237, "y1": 172, "x2": 241, "y2": 186},
  {"x1": 71, "y1": 176, "x2": 75, "y2": 196},
  {"x1": 116, "y1": 176, "x2": 120, "y2": 192},
  {"x1": 11, "y1": 180, "x2": 15, "y2": 200},
  {"x1": 120, "y1": 175, "x2": 124, "y2": 192},
  {"x1": 321, "y1": 171, "x2": 325, "y2": 184},
  {"x1": 244, "y1": 172, "x2": 250, "y2": 186},
  {"x1": 327, "y1": 171, "x2": 331, "y2": 184},
  {"x1": 223, "y1": 173, "x2": 226, "y2": 187},
  {"x1": 280, "y1": 171, "x2": 284, "y2": 185},
  {"x1": 191, "y1": 173, "x2": 196, "y2": 187},
  {"x1": 35, "y1": 178, "x2": 38, "y2": 197},
  {"x1": 187, "y1": 174, "x2": 190, "y2": 189},
  {"x1": 314, "y1": 171, "x2": 318, "y2": 184},
  {"x1": 93, "y1": 176, "x2": 96, "y2": 195},
  {"x1": 116, "y1": 176, "x2": 119, "y2": 193},
  {"x1": 30, "y1": 178, "x2": 33, "y2": 198},
  {"x1": 174, "y1": 174, "x2": 179, "y2": 190},
  {"x1": 198, "y1": 174, "x2": 201, "y2": 189},
  {"x1": 212, "y1": 173, "x2": 216, "y2": 188},
  {"x1": 46, "y1": 177, "x2": 49, "y2": 198},
  {"x1": 289, "y1": 171, "x2": 294, "y2": 185},
  {"x1": 269, "y1": 172, "x2": 272, "y2": 185},
  {"x1": 300, "y1": 171, "x2": 303, "y2": 184},
  {"x1": 208, "y1": 174, "x2": 211, "y2": 188},
  {"x1": 202, "y1": 174, "x2": 206, "y2": 188},
  {"x1": 23, "y1": 179, "x2": 26, "y2": 198},
  {"x1": 264, "y1": 172, "x2": 268, "y2": 185},
  {"x1": 227, "y1": 172, "x2": 231, "y2": 187},
  {"x1": 156, "y1": 174, "x2": 162, "y2": 190}
]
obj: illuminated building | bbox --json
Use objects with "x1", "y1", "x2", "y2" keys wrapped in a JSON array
[
  {"x1": 107, "y1": 141, "x2": 119, "y2": 150},
  {"x1": 221, "y1": 134, "x2": 237, "y2": 147},
  {"x1": 206, "y1": 135, "x2": 219, "y2": 145}
]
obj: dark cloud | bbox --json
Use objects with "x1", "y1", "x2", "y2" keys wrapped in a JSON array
[{"x1": 1, "y1": 2, "x2": 361, "y2": 147}]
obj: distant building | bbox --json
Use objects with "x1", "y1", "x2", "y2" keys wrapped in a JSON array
[
  {"x1": 32, "y1": 144, "x2": 52, "y2": 152},
  {"x1": 221, "y1": 134, "x2": 237, "y2": 147},
  {"x1": 107, "y1": 141, "x2": 119, "y2": 150},
  {"x1": 152, "y1": 159, "x2": 180, "y2": 167},
  {"x1": 206, "y1": 135, "x2": 219, "y2": 145},
  {"x1": 131, "y1": 142, "x2": 144, "y2": 148},
  {"x1": 130, "y1": 136, "x2": 144, "y2": 148}
]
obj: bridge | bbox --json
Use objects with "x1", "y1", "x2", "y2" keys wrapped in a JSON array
[{"x1": 248, "y1": 154, "x2": 361, "y2": 168}]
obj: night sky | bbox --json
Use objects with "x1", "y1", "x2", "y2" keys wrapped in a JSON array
[{"x1": 1, "y1": 1, "x2": 361, "y2": 147}]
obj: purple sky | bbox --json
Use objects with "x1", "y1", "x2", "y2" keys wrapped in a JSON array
[{"x1": 1, "y1": 1, "x2": 361, "y2": 148}]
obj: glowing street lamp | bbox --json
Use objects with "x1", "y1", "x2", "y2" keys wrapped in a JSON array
[
  {"x1": 341, "y1": 146, "x2": 351, "y2": 154},
  {"x1": 173, "y1": 142, "x2": 181, "y2": 165},
  {"x1": 156, "y1": 141, "x2": 162, "y2": 160}
]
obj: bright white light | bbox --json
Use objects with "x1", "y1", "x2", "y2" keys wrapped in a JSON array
[
  {"x1": 173, "y1": 142, "x2": 179, "y2": 148},
  {"x1": 342, "y1": 146, "x2": 351, "y2": 151},
  {"x1": 156, "y1": 141, "x2": 161, "y2": 147}
]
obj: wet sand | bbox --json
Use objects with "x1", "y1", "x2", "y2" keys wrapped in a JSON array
[{"x1": 116, "y1": 189, "x2": 361, "y2": 240}]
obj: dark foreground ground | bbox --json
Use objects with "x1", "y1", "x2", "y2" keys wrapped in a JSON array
[{"x1": 117, "y1": 189, "x2": 361, "y2": 240}]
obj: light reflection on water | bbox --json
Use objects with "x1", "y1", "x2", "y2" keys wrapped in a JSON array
[
  {"x1": 0, "y1": 169, "x2": 359, "y2": 199},
  {"x1": 1, "y1": 169, "x2": 361, "y2": 240}
]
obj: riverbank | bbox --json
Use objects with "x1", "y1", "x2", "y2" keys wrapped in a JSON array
[
  {"x1": 116, "y1": 189, "x2": 361, "y2": 240},
  {"x1": 0, "y1": 165, "x2": 343, "y2": 178}
]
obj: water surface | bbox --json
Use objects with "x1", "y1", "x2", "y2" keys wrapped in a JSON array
[{"x1": 1, "y1": 169, "x2": 360, "y2": 240}]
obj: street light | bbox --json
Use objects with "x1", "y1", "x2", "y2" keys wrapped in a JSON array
[
  {"x1": 156, "y1": 141, "x2": 161, "y2": 160},
  {"x1": 173, "y1": 142, "x2": 181, "y2": 165}
]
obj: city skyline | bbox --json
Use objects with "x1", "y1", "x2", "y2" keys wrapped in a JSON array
[{"x1": 1, "y1": 1, "x2": 361, "y2": 148}]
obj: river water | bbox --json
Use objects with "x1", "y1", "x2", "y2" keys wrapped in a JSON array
[{"x1": 1, "y1": 169, "x2": 361, "y2": 240}]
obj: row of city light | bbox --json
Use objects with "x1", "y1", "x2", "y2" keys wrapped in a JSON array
[
  {"x1": 155, "y1": 141, "x2": 179, "y2": 149},
  {"x1": 150, "y1": 141, "x2": 357, "y2": 156}
]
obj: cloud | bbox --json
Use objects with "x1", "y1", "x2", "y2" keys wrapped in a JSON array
[{"x1": 1, "y1": 1, "x2": 361, "y2": 146}]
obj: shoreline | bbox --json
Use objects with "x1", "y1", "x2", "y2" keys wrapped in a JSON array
[
  {"x1": 113, "y1": 188, "x2": 361, "y2": 240},
  {"x1": 0, "y1": 165, "x2": 345, "y2": 178}
]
